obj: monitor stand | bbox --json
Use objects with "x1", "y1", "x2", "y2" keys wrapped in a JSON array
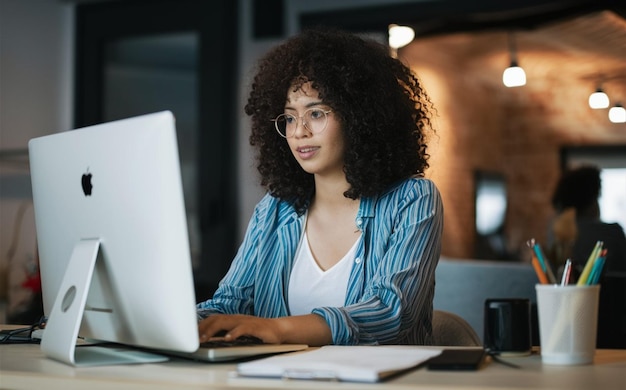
[{"x1": 40, "y1": 238, "x2": 169, "y2": 367}]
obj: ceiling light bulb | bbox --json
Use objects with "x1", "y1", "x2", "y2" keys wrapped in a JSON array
[
  {"x1": 589, "y1": 89, "x2": 609, "y2": 109},
  {"x1": 608, "y1": 104, "x2": 626, "y2": 123},
  {"x1": 388, "y1": 24, "x2": 415, "y2": 49},
  {"x1": 502, "y1": 64, "x2": 526, "y2": 87}
]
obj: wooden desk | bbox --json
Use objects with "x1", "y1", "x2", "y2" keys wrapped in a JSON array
[{"x1": 1, "y1": 343, "x2": 625, "y2": 390}]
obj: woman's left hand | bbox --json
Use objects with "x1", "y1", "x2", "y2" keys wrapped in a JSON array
[{"x1": 198, "y1": 314, "x2": 282, "y2": 344}]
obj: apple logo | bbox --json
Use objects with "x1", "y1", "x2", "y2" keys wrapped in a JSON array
[{"x1": 81, "y1": 169, "x2": 93, "y2": 196}]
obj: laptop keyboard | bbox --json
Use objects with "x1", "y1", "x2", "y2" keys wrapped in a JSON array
[{"x1": 200, "y1": 335, "x2": 264, "y2": 349}]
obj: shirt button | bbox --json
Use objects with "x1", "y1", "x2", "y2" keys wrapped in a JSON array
[
  {"x1": 356, "y1": 218, "x2": 363, "y2": 227},
  {"x1": 355, "y1": 257, "x2": 362, "y2": 264}
]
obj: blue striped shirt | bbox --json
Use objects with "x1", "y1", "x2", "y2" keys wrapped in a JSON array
[{"x1": 197, "y1": 177, "x2": 443, "y2": 345}]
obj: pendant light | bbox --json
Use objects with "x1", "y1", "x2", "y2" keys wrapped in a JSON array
[
  {"x1": 588, "y1": 87, "x2": 610, "y2": 109},
  {"x1": 502, "y1": 32, "x2": 526, "y2": 88},
  {"x1": 608, "y1": 103, "x2": 626, "y2": 123},
  {"x1": 388, "y1": 24, "x2": 415, "y2": 58},
  {"x1": 388, "y1": 24, "x2": 415, "y2": 49}
]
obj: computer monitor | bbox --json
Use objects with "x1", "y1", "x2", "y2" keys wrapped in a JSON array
[{"x1": 28, "y1": 111, "x2": 199, "y2": 366}]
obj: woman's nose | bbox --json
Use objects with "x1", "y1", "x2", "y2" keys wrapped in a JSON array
[{"x1": 292, "y1": 116, "x2": 311, "y2": 138}]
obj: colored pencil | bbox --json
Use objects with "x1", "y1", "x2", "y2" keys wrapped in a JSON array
[
  {"x1": 531, "y1": 253, "x2": 550, "y2": 284},
  {"x1": 577, "y1": 241, "x2": 603, "y2": 286}
]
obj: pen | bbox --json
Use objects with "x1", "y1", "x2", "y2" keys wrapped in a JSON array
[
  {"x1": 560, "y1": 259, "x2": 572, "y2": 286},
  {"x1": 282, "y1": 369, "x2": 338, "y2": 381}
]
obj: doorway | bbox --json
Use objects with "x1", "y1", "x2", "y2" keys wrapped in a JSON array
[{"x1": 75, "y1": 0, "x2": 239, "y2": 301}]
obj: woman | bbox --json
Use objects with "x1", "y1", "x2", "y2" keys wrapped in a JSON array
[
  {"x1": 197, "y1": 28, "x2": 443, "y2": 347},
  {"x1": 550, "y1": 165, "x2": 626, "y2": 274}
]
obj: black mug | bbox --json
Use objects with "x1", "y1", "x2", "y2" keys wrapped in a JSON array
[{"x1": 484, "y1": 298, "x2": 532, "y2": 356}]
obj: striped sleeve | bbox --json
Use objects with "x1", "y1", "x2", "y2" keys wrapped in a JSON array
[{"x1": 196, "y1": 194, "x2": 273, "y2": 317}]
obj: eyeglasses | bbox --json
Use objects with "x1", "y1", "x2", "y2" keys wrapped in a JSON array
[{"x1": 271, "y1": 108, "x2": 332, "y2": 138}]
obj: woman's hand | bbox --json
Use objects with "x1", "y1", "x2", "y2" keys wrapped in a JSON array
[
  {"x1": 198, "y1": 314, "x2": 283, "y2": 344},
  {"x1": 197, "y1": 313, "x2": 333, "y2": 346}
]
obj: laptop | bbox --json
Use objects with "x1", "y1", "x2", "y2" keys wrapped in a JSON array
[
  {"x1": 29, "y1": 329, "x2": 308, "y2": 363},
  {"x1": 162, "y1": 336, "x2": 309, "y2": 362}
]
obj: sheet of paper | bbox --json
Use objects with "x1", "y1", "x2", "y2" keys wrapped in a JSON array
[{"x1": 237, "y1": 345, "x2": 443, "y2": 382}]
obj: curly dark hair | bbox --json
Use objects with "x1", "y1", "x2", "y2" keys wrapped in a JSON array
[{"x1": 245, "y1": 28, "x2": 435, "y2": 212}]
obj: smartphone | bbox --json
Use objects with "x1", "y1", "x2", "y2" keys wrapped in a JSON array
[{"x1": 426, "y1": 348, "x2": 486, "y2": 371}]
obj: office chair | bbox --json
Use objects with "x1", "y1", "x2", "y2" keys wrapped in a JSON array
[{"x1": 432, "y1": 310, "x2": 482, "y2": 346}]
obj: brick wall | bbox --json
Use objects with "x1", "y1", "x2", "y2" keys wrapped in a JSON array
[{"x1": 401, "y1": 31, "x2": 626, "y2": 261}]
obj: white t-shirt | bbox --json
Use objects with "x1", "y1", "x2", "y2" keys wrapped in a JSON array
[{"x1": 288, "y1": 225, "x2": 361, "y2": 316}]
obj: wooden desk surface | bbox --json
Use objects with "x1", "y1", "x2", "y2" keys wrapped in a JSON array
[{"x1": 1, "y1": 342, "x2": 625, "y2": 390}]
